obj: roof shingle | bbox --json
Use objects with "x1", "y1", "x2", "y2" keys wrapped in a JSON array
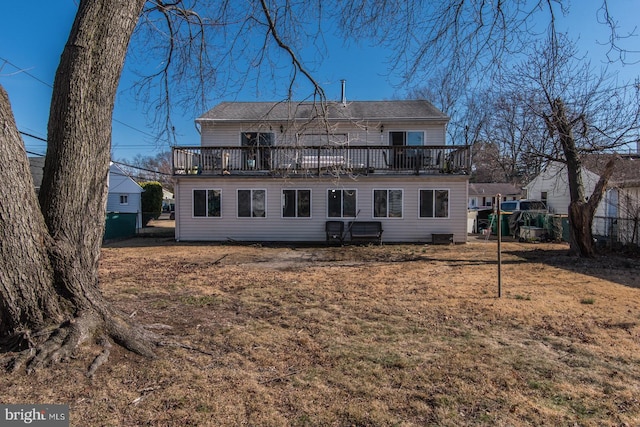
[{"x1": 197, "y1": 100, "x2": 448, "y2": 122}]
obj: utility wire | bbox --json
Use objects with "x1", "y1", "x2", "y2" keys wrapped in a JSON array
[
  {"x1": 1, "y1": 56, "x2": 171, "y2": 145},
  {"x1": 112, "y1": 161, "x2": 172, "y2": 176},
  {"x1": 19, "y1": 131, "x2": 172, "y2": 176}
]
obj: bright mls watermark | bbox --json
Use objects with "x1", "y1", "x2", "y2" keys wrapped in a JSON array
[{"x1": 1, "y1": 405, "x2": 68, "y2": 426}]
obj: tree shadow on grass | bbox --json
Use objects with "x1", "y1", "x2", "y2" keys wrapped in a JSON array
[{"x1": 503, "y1": 248, "x2": 640, "y2": 289}]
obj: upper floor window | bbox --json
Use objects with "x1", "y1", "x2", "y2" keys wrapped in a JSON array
[
  {"x1": 282, "y1": 189, "x2": 311, "y2": 218},
  {"x1": 373, "y1": 189, "x2": 403, "y2": 218},
  {"x1": 119, "y1": 194, "x2": 128, "y2": 205},
  {"x1": 327, "y1": 189, "x2": 356, "y2": 218},
  {"x1": 389, "y1": 131, "x2": 424, "y2": 147},
  {"x1": 238, "y1": 189, "x2": 266, "y2": 218},
  {"x1": 241, "y1": 132, "x2": 274, "y2": 146},
  {"x1": 389, "y1": 131, "x2": 425, "y2": 168},
  {"x1": 193, "y1": 189, "x2": 221, "y2": 217},
  {"x1": 419, "y1": 189, "x2": 449, "y2": 218},
  {"x1": 242, "y1": 133, "x2": 273, "y2": 170}
]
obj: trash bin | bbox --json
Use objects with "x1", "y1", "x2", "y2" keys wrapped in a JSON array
[{"x1": 489, "y1": 213, "x2": 511, "y2": 236}]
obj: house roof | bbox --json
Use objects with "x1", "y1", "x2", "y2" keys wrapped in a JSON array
[
  {"x1": 582, "y1": 154, "x2": 640, "y2": 188},
  {"x1": 108, "y1": 163, "x2": 143, "y2": 194},
  {"x1": 196, "y1": 100, "x2": 449, "y2": 123},
  {"x1": 469, "y1": 183, "x2": 522, "y2": 197}
]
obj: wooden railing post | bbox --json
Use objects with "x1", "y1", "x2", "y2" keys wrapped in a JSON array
[{"x1": 366, "y1": 146, "x2": 370, "y2": 175}]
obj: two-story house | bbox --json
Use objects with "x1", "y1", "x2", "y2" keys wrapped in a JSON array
[{"x1": 171, "y1": 100, "x2": 470, "y2": 243}]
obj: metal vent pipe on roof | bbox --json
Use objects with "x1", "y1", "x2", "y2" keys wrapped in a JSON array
[{"x1": 341, "y1": 79, "x2": 347, "y2": 106}]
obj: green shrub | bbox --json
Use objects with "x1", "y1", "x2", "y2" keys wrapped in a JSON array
[{"x1": 140, "y1": 181, "x2": 163, "y2": 225}]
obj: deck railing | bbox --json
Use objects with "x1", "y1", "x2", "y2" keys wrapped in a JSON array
[{"x1": 172, "y1": 145, "x2": 470, "y2": 176}]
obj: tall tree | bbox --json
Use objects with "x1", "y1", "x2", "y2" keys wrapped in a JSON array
[
  {"x1": 1, "y1": 1, "x2": 636, "y2": 374},
  {"x1": 510, "y1": 36, "x2": 640, "y2": 256},
  {"x1": 1, "y1": 0, "x2": 152, "y2": 373}
]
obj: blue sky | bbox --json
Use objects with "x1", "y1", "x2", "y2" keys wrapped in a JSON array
[{"x1": 1, "y1": 1, "x2": 638, "y2": 161}]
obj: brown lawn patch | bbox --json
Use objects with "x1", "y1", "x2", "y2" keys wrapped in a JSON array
[{"x1": 2, "y1": 238, "x2": 640, "y2": 426}]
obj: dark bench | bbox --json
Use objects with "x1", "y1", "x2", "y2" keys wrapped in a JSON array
[
  {"x1": 348, "y1": 221, "x2": 383, "y2": 245},
  {"x1": 325, "y1": 221, "x2": 344, "y2": 244}
]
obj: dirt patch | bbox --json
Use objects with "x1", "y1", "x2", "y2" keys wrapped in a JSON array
[{"x1": 2, "y1": 239, "x2": 640, "y2": 426}]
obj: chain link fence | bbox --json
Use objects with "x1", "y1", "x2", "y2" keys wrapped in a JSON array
[{"x1": 593, "y1": 216, "x2": 640, "y2": 249}]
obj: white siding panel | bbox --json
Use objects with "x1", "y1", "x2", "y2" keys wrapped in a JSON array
[
  {"x1": 200, "y1": 122, "x2": 449, "y2": 148},
  {"x1": 106, "y1": 192, "x2": 142, "y2": 228},
  {"x1": 175, "y1": 175, "x2": 468, "y2": 243},
  {"x1": 106, "y1": 192, "x2": 140, "y2": 215},
  {"x1": 200, "y1": 123, "x2": 239, "y2": 146},
  {"x1": 425, "y1": 126, "x2": 446, "y2": 146},
  {"x1": 525, "y1": 162, "x2": 602, "y2": 215}
]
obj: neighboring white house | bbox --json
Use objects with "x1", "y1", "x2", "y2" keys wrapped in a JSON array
[
  {"x1": 162, "y1": 189, "x2": 175, "y2": 212},
  {"x1": 29, "y1": 158, "x2": 144, "y2": 231},
  {"x1": 106, "y1": 163, "x2": 144, "y2": 229},
  {"x1": 468, "y1": 183, "x2": 521, "y2": 210},
  {"x1": 171, "y1": 100, "x2": 471, "y2": 243},
  {"x1": 525, "y1": 154, "x2": 640, "y2": 244}
]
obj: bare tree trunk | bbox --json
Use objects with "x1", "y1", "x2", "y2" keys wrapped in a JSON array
[
  {"x1": 40, "y1": 0, "x2": 145, "y2": 309},
  {"x1": 0, "y1": 88, "x2": 63, "y2": 337},
  {"x1": 567, "y1": 157, "x2": 617, "y2": 257},
  {"x1": 550, "y1": 99, "x2": 617, "y2": 257},
  {"x1": 1, "y1": 0, "x2": 151, "y2": 372}
]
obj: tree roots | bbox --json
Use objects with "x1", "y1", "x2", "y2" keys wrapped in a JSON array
[{"x1": 1, "y1": 309, "x2": 159, "y2": 376}]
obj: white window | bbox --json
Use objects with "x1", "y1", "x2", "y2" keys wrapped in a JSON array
[
  {"x1": 193, "y1": 189, "x2": 221, "y2": 217},
  {"x1": 238, "y1": 189, "x2": 266, "y2": 218},
  {"x1": 327, "y1": 189, "x2": 356, "y2": 218},
  {"x1": 373, "y1": 189, "x2": 403, "y2": 218},
  {"x1": 119, "y1": 195, "x2": 128, "y2": 205},
  {"x1": 419, "y1": 189, "x2": 449, "y2": 218},
  {"x1": 282, "y1": 189, "x2": 311, "y2": 218}
]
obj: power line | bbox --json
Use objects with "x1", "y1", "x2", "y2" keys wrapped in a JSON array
[
  {"x1": 20, "y1": 130, "x2": 47, "y2": 143},
  {"x1": 1, "y1": 56, "x2": 171, "y2": 145},
  {"x1": 0, "y1": 57, "x2": 52, "y2": 88},
  {"x1": 19, "y1": 131, "x2": 171, "y2": 176},
  {"x1": 112, "y1": 160, "x2": 171, "y2": 176}
]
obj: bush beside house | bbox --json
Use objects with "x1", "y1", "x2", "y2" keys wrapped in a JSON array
[{"x1": 140, "y1": 181, "x2": 163, "y2": 226}]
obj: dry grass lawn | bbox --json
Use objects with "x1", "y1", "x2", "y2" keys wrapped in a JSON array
[{"x1": 2, "y1": 237, "x2": 640, "y2": 426}]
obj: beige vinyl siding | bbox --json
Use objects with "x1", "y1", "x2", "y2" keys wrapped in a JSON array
[
  {"x1": 200, "y1": 121, "x2": 448, "y2": 148},
  {"x1": 425, "y1": 126, "x2": 446, "y2": 146},
  {"x1": 200, "y1": 123, "x2": 240, "y2": 146},
  {"x1": 175, "y1": 175, "x2": 468, "y2": 243}
]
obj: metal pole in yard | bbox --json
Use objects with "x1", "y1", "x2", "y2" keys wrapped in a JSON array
[{"x1": 497, "y1": 193, "x2": 502, "y2": 298}]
